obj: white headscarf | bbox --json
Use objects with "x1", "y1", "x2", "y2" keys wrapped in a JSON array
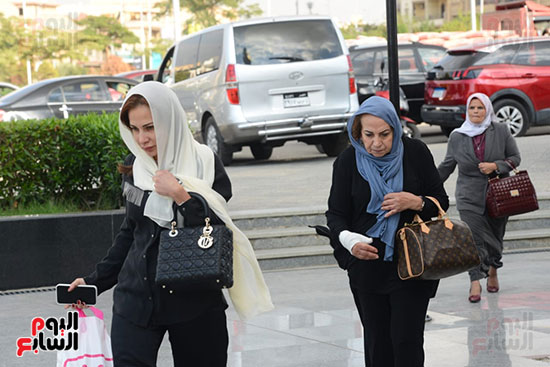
[
  {"x1": 453, "y1": 93, "x2": 496, "y2": 137},
  {"x1": 119, "y1": 82, "x2": 273, "y2": 320}
]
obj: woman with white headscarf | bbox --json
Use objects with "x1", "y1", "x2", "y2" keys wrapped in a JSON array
[
  {"x1": 326, "y1": 96, "x2": 448, "y2": 367},
  {"x1": 438, "y1": 93, "x2": 521, "y2": 303},
  {"x1": 67, "y1": 82, "x2": 273, "y2": 366}
]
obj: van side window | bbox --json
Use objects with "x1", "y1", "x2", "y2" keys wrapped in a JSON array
[
  {"x1": 197, "y1": 29, "x2": 223, "y2": 75},
  {"x1": 174, "y1": 36, "x2": 200, "y2": 83}
]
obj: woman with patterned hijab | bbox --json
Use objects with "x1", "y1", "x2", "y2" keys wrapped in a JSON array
[
  {"x1": 67, "y1": 81, "x2": 273, "y2": 366},
  {"x1": 326, "y1": 96, "x2": 448, "y2": 367},
  {"x1": 439, "y1": 93, "x2": 521, "y2": 303}
]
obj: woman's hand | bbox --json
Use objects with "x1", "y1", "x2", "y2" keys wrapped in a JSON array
[
  {"x1": 478, "y1": 162, "x2": 498, "y2": 175},
  {"x1": 153, "y1": 170, "x2": 191, "y2": 204},
  {"x1": 382, "y1": 192, "x2": 423, "y2": 218},
  {"x1": 65, "y1": 278, "x2": 88, "y2": 310},
  {"x1": 351, "y1": 242, "x2": 379, "y2": 260}
]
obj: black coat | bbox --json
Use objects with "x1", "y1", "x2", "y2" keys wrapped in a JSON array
[
  {"x1": 326, "y1": 137, "x2": 449, "y2": 297},
  {"x1": 84, "y1": 154, "x2": 232, "y2": 327}
]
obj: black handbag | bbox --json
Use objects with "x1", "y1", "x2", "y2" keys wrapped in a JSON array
[{"x1": 155, "y1": 192, "x2": 233, "y2": 291}]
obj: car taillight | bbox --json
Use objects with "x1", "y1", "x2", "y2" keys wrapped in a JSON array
[
  {"x1": 452, "y1": 68, "x2": 482, "y2": 80},
  {"x1": 463, "y1": 68, "x2": 482, "y2": 79},
  {"x1": 225, "y1": 64, "x2": 239, "y2": 104},
  {"x1": 346, "y1": 55, "x2": 356, "y2": 95}
]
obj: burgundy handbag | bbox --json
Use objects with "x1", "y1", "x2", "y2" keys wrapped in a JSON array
[{"x1": 486, "y1": 160, "x2": 539, "y2": 218}]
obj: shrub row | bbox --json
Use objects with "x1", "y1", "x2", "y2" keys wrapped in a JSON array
[{"x1": 0, "y1": 113, "x2": 129, "y2": 210}]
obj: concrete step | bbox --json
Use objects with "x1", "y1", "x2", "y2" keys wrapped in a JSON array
[
  {"x1": 245, "y1": 227, "x2": 328, "y2": 250},
  {"x1": 253, "y1": 228, "x2": 550, "y2": 271},
  {"x1": 505, "y1": 209, "x2": 550, "y2": 231},
  {"x1": 255, "y1": 245, "x2": 336, "y2": 271},
  {"x1": 233, "y1": 193, "x2": 550, "y2": 271},
  {"x1": 232, "y1": 206, "x2": 326, "y2": 231},
  {"x1": 231, "y1": 194, "x2": 550, "y2": 232}
]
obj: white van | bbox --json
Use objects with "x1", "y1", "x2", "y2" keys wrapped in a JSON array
[{"x1": 155, "y1": 16, "x2": 359, "y2": 164}]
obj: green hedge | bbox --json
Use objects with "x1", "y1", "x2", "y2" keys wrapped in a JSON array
[{"x1": 0, "y1": 113, "x2": 130, "y2": 210}]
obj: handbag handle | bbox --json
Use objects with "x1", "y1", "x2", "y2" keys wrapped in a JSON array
[
  {"x1": 504, "y1": 159, "x2": 519, "y2": 174},
  {"x1": 171, "y1": 191, "x2": 211, "y2": 221},
  {"x1": 411, "y1": 196, "x2": 453, "y2": 232}
]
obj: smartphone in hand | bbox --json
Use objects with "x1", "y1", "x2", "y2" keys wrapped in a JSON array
[{"x1": 56, "y1": 283, "x2": 97, "y2": 305}]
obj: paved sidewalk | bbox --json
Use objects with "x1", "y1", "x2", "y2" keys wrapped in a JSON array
[{"x1": 2, "y1": 251, "x2": 550, "y2": 366}]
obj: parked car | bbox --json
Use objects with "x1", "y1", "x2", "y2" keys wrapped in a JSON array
[
  {"x1": 349, "y1": 41, "x2": 446, "y2": 123},
  {"x1": 422, "y1": 37, "x2": 550, "y2": 137},
  {"x1": 115, "y1": 69, "x2": 157, "y2": 82},
  {"x1": 154, "y1": 16, "x2": 359, "y2": 165},
  {"x1": 0, "y1": 82, "x2": 19, "y2": 97},
  {"x1": 0, "y1": 76, "x2": 137, "y2": 122}
]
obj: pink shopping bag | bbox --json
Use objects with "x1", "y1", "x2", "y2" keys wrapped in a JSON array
[{"x1": 56, "y1": 306, "x2": 114, "y2": 367}]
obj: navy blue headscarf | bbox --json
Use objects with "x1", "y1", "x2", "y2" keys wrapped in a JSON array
[{"x1": 347, "y1": 96, "x2": 404, "y2": 261}]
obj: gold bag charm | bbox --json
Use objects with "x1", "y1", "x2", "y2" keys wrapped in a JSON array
[{"x1": 198, "y1": 217, "x2": 214, "y2": 249}]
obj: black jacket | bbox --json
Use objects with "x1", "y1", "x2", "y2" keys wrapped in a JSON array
[
  {"x1": 84, "y1": 154, "x2": 232, "y2": 327},
  {"x1": 326, "y1": 138, "x2": 449, "y2": 296}
]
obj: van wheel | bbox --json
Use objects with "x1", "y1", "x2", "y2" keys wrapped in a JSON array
[
  {"x1": 250, "y1": 144, "x2": 273, "y2": 160},
  {"x1": 315, "y1": 144, "x2": 325, "y2": 154},
  {"x1": 493, "y1": 99, "x2": 529, "y2": 137},
  {"x1": 204, "y1": 117, "x2": 233, "y2": 166},
  {"x1": 321, "y1": 133, "x2": 349, "y2": 157},
  {"x1": 402, "y1": 121, "x2": 421, "y2": 139}
]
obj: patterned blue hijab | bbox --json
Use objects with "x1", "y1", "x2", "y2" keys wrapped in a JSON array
[{"x1": 347, "y1": 96, "x2": 404, "y2": 261}]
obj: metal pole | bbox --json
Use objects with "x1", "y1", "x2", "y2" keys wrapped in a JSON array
[
  {"x1": 173, "y1": 0, "x2": 181, "y2": 41},
  {"x1": 22, "y1": 0, "x2": 32, "y2": 85},
  {"x1": 147, "y1": 0, "x2": 153, "y2": 68},
  {"x1": 471, "y1": 0, "x2": 476, "y2": 31},
  {"x1": 386, "y1": 0, "x2": 400, "y2": 116},
  {"x1": 480, "y1": 0, "x2": 484, "y2": 30}
]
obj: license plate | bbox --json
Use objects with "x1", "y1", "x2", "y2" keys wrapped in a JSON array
[
  {"x1": 283, "y1": 92, "x2": 309, "y2": 108},
  {"x1": 432, "y1": 88, "x2": 445, "y2": 99}
]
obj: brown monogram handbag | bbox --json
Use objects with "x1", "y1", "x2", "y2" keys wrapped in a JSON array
[
  {"x1": 396, "y1": 197, "x2": 480, "y2": 280},
  {"x1": 486, "y1": 160, "x2": 539, "y2": 218}
]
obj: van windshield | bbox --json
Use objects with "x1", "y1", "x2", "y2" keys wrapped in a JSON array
[{"x1": 234, "y1": 20, "x2": 343, "y2": 65}]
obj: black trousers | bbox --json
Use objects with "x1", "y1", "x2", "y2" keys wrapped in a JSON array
[
  {"x1": 351, "y1": 286, "x2": 430, "y2": 367},
  {"x1": 111, "y1": 307, "x2": 228, "y2": 367}
]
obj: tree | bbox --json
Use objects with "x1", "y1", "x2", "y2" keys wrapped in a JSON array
[
  {"x1": 155, "y1": 0, "x2": 262, "y2": 32},
  {"x1": 75, "y1": 15, "x2": 139, "y2": 59},
  {"x1": 0, "y1": 13, "x2": 86, "y2": 83},
  {"x1": 100, "y1": 55, "x2": 133, "y2": 75}
]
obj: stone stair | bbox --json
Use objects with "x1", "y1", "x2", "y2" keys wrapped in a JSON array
[{"x1": 231, "y1": 193, "x2": 550, "y2": 271}]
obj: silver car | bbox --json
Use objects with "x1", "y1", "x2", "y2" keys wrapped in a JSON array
[{"x1": 156, "y1": 16, "x2": 359, "y2": 164}]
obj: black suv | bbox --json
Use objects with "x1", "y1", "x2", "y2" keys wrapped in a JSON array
[{"x1": 349, "y1": 42, "x2": 446, "y2": 123}]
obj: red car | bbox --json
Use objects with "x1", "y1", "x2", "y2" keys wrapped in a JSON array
[{"x1": 421, "y1": 37, "x2": 550, "y2": 137}]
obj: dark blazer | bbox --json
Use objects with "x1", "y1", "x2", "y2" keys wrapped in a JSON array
[
  {"x1": 84, "y1": 154, "x2": 232, "y2": 327},
  {"x1": 438, "y1": 122, "x2": 521, "y2": 215},
  {"x1": 326, "y1": 137, "x2": 449, "y2": 296}
]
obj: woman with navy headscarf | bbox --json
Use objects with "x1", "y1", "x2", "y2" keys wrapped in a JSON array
[{"x1": 326, "y1": 96, "x2": 448, "y2": 367}]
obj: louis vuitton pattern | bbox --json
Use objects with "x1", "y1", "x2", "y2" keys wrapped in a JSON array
[{"x1": 396, "y1": 197, "x2": 480, "y2": 281}]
